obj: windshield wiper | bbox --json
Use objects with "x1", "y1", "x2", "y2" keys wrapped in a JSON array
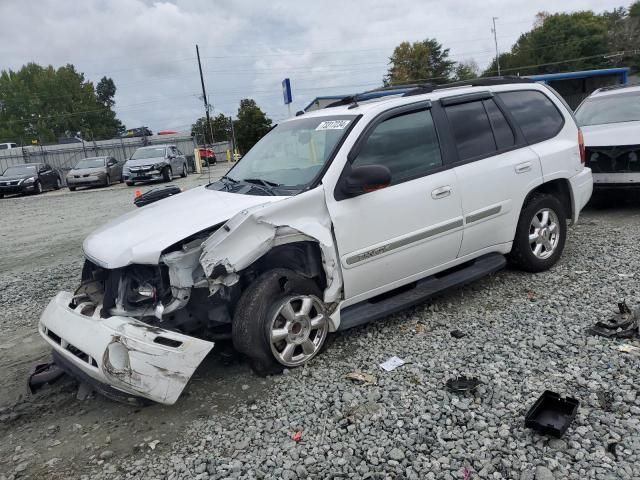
[
  {"x1": 241, "y1": 178, "x2": 280, "y2": 187},
  {"x1": 220, "y1": 175, "x2": 238, "y2": 183}
]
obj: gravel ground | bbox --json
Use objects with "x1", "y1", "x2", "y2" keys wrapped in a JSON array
[{"x1": 2, "y1": 183, "x2": 640, "y2": 480}]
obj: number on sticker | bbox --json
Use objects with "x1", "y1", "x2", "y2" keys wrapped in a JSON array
[{"x1": 316, "y1": 120, "x2": 351, "y2": 131}]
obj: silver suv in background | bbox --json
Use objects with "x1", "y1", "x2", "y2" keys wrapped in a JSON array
[
  {"x1": 575, "y1": 84, "x2": 640, "y2": 189},
  {"x1": 123, "y1": 145, "x2": 188, "y2": 186}
]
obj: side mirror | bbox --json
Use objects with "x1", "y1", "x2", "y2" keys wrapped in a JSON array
[
  {"x1": 107, "y1": 159, "x2": 116, "y2": 166},
  {"x1": 340, "y1": 164, "x2": 391, "y2": 197}
]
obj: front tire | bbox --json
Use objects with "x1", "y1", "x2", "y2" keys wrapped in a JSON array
[
  {"x1": 126, "y1": 181, "x2": 135, "y2": 187},
  {"x1": 181, "y1": 164, "x2": 187, "y2": 178},
  {"x1": 104, "y1": 174, "x2": 111, "y2": 187},
  {"x1": 232, "y1": 269, "x2": 329, "y2": 376},
  {"x1": 69, "y1": 186, "x2": 76, "y2": 192},
  {"x1": 34, "y1": 181, "x2": 43, "y2": 195},
  {"x1": 508, "y1": 193, "x2": 567, "y2": 272},
  {"x1": 54, "y1": 177, "x2": 61, "y2": 190},
  {"x1": 162, "y1": 167, "x2": 172, "y2": 182}
]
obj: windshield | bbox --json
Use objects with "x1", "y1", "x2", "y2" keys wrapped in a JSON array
[
  {"x1": 131, "y1": 147, "x2": 166, "y2": 160},
  {"x1": 575, "y1": 91, "x2": 640, "y2": 126},
  {"x1": 74, "y1": 157, "x2": 105, "y2": 169},
  {"x1": 2, "y1": 164, "x2": 37, "y2": 176},
  {"x1": 224, "y1": 116, "x2": 356, "y2": 189}
]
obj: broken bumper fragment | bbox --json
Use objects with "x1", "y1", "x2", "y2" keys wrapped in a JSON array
[{"x1": 38, "y1": 291, "x2": 214, "y2": 405}]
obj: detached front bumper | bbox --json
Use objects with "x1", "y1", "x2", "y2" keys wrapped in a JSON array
[{"x1": 38, "y1": 291, "x2": 214, "y2": 405}]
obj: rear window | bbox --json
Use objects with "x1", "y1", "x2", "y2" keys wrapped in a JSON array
[
  {"x1": 498, "y1": 90, "x2": 564, "y2": 144},
  {"x1": 446, "y1": 101, "x2": 496, "y2": 161}
]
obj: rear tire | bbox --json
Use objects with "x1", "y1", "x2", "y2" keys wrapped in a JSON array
[
  {"x1": 232, "y1": 269, "x2": 328, "y2": 376},
  {"x1": 126, "y1": 181, "x2": 135, "y2": 187},
  {"x1": 508, "y1": 193, "x2": 566, "y2": 273},
  {"x1": 69, "y1": 187, "x2": 76, "y2": 192},
  {"x1": 163, "y1": 167, "x2": 172, "y2": 182}
]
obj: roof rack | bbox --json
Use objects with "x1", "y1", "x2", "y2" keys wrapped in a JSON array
[
  {"x1": 323, "y1": 76, "x2": 536, "y2": 109},
  {"x1": 594, "y1": 82, "x2": 640, "y2": 93}
]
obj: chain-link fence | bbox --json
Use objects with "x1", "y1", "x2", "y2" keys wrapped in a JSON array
[{"x1": 0, "y1": 134, "x2": 232, "y2": 184}]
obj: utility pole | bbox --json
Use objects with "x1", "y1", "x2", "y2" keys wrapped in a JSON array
[
  {"x1": 229, "y1": 116, "x2": 237, "y2": 159},
  {"x1": 492, "y1": 17, "x2": 501, "y2": 76},
  {"x1": 196, "y1": 44, "x2": 212, "y2": 182}
]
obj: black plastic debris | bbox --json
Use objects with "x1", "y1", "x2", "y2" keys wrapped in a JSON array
[
  {"x1": 134, "y1": 186, "x2": 182, "y2": 207},
  {"x1": 446, "y1": 376, "x2": 481, "y2": 393},
  {"x1": 27, "y1": 361, "x2": 65, "y2": 394},
  {"x1": 525, "y1": 390, "x2": 579, "y2": 438},
  {"x1": 607, "y1": 442, "x2": 619, "y2": 459},
  {"x1": 450, "y1": 329, "x2": 466, "y2": 339},
  {"x1": 587, "y1": 300, "x2": 638, "y2": 339}
]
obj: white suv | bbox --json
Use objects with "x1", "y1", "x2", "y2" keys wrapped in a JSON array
[
  {"x1": 575, "y1": 84, "x2": 640, "y2": 189},
  {"x1": 38, "y1": 78, "x2": 592, "y2": 404}
]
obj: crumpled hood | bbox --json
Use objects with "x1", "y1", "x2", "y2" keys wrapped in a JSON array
[
  {"x1": 125, "y1": 157, "x2": 165, "y2": 168},
  {"x1": 581, "y1": 121, "x2": 640, "y2": 147},
  {"x1": 84, "y1": 186, "x2": 285, "y2": 268},
  {"x1": 68, "y1": 167, "x2": 106, "y2": 176}
]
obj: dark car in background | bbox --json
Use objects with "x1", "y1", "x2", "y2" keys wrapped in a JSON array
[
  {"x1": 66, "y1": 156, "x2": 124, "y2": 191},
  {"x1": 0, "y1": 163, "x2": 61, "y2": 197}
]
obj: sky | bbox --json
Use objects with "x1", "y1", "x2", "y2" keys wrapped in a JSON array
[{"x1": 0, "y1": 0, "x2": 628, "y2": 133}]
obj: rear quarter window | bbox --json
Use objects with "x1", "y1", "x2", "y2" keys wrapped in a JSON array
[{"x1": 497, "y1": 90, "x2": 564, "y2": 144}]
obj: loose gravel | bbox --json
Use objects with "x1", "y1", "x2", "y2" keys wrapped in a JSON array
[
  {"x1": 82, "y1": 207, "x2": 640, "y2": 480},
  {"x1": 2, "y1": 186, "x2": 640, "y2": 480}
]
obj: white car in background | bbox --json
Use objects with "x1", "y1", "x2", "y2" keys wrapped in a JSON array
[{"x1": 575, "y1": 84, "x2": 640, "y2": 189}]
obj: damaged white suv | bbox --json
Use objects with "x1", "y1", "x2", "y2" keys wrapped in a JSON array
[{"x1": 38, "y1": 78, "x2": 593, "y2": 404}]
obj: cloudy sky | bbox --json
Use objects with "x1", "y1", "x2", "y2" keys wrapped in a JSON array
[{"x1": 0, "y1": 0, "x2": 626, "y2": 132}]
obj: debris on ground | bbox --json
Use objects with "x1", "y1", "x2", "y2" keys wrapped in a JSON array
[
  {"x1": 524, "y1": 390, "x2": 579, "y2": 438},
  {"x1": 345, "y1": 371, "x2": 377, "y2": 385},
  {"x1": 587, "y1": 300, "x2": 638, "y2": 339},
  {"x1": 607, "y1": 442, "x2": 619, "y2": 459},
  {"x1": 450, "y1": 329, "x2": 466, "y2": 339},
  {"x1": 292, "y1": 431, "x2": 303, "y2": 443},
  {"x1": 379, "y1": 356, "x2": 405, "y2": 371},
  {"x1": 618, "y1": 344, "x2": 640, "y2": 355},
  {"x1": 27, "y1": 361, "x2": 65, "y2": 394},
  {"x1": 445, "y1": 376, "x2": 481, "y2": 393}
]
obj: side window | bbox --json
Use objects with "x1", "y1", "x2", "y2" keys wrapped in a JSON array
[
  {"x1": 484, "y1": 99, "x2": 515, "y2": 149},
  {"x1": 445, "y1": 100, "x2": 496, "y2": 161},
  {"x1": 352, "y1": 109, "x2": 442, "y2": 185},
  {"x1": 497, "y1": 90, "x2": 564, "y2": 144}
]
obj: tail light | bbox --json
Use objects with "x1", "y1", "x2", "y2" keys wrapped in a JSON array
[{"x1": 578, "y1": 128, "x2": 586, "y2": 165}]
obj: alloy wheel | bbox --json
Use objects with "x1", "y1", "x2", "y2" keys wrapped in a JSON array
[
  {"x1": 528, "y1": 208, "x2": 560, "y2": 259},
  {"x1": 269, "y1": 295, "x2": 328, "y2": 367}
]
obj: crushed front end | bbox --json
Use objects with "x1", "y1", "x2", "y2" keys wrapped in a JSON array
[{"x1": 37, "y1": 242, "x2": 225, "y2": 405}]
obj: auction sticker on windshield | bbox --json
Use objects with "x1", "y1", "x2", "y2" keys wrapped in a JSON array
[{"x1": 316, "y1": 120, "x2": 351, "y2": 130}]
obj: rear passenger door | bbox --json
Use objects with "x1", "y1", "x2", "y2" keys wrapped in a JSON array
[
  {"x1": 442, "y1": 93, "x2": 542, "y2": 257},
  {"x1": 327, "y1": 104, "x2": 464, "y2": 304}
]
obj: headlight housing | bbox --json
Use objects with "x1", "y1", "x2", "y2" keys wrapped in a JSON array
[
  {"x1": 153, "y1": 162, "x2": 166, "y2": 171},
  {"x1": 22, "y1": 177, "x2": 35, "y2": 184}
]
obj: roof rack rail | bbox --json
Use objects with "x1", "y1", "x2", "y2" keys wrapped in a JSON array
[
  {"x1": 322, "y1": 76, "x2": 536, "y2": 109},
  {"x1": 594, "y1": 82, "x2": 640, "y2": 93}
]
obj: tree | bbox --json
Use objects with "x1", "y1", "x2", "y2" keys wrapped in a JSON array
[
  {"x1": 0, "y1": 63, "x2": 124, "y2": 143},
  {"x1": 482, "y1": 12, "x2": 609, "y2": 76},
  {"x1": 629, "y1": 1, "x2": 640, "y2": 17},
  {"x1": 96, "y1": 77, "x2": 116, "y2": 108},
  {"x1": 384, "y1": 39, "x2": 455, "y2": 86},
  {"x1": 452, "y1": 60, "x2": 479, "y2": 82},
  {"x1": 233, "y1": 99, "x2": 272, "y2": 154},
  {"x1": 191, "y1": 113, "x2": 232, "y2": 145}
]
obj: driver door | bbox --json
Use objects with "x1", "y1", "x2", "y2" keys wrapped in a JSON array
[{"x1": 326, "y1": 105, "x2": 464, "y2": 304}]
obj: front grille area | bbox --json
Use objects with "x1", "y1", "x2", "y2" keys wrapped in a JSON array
[
  {"x1": 586, "y1": 145, "x2": 640, "y2": 173},
  {"x1": 45, "y1": 327, "x2": 98, "y2": 367}
]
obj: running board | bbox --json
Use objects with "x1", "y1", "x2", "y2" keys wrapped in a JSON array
[{"x1": 338, "y1": 253, "x2": 506, "y2": 331}]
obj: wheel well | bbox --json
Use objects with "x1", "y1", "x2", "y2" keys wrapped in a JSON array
[
  {"x1": 246, "y1": 241, "x2": 327, "y2": 291},
  {"x1": 525, "y1": 179, "x2": 572, "y2": 220}
]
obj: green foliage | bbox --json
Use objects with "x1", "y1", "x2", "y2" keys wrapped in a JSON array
[
  {"x1": 452, "y1": 60, "x2": 479, "y2": 82},
  {"x1": 384, "y1": 39, "x2": 455, "y2": 86},
  {"x1": 481, "y1": 10, "x2": 634, "y2": 76},
  {"x1": 0, "y1": 63, "x2": 124, "y2": 144},
  {"x1": 191, "y1": 113, "x2": 232, "y2": 145},
  {"x1": 629, "y1": 1, "x2": 640, "y2": 17},
  {"x1": 233, "y1": 99, "x2": 272, "y2": 154}
]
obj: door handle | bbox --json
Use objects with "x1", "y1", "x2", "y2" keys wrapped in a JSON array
[
  {"x1": 515, "y1": 162, "x2": 532, "y2": 174},
  {"x1": 431, "y1": 186, "x2": 452, "y2": 199}
]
